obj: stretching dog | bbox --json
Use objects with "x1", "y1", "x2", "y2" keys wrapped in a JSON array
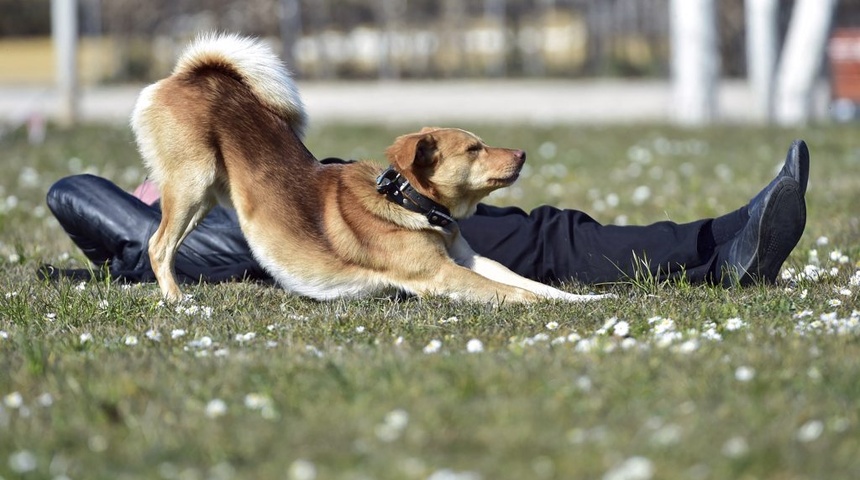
[{"x1": 131, "y1": 33, "x2": 609, "y2": 304}]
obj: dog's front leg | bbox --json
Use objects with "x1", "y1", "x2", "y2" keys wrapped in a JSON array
[{"x1": 449, "y1": 234, "x2": 611, "y2": 302}]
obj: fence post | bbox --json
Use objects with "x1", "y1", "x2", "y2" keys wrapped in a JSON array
[
  {"x1": 745, "y1": 0, "x2": 778, "y2": 123},
  {"x1": 669, "y1": 0, "x2": 718, "y2": 126},
  {"x1": 774, "y1": 0, "x2": 838, "y2": 126},
  {"x1": 52, "y1": 0, "x2": 79, "y2": 127}
]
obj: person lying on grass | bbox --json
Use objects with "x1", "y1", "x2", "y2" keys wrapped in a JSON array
[{"x1": 41, "y1": 140, "x2": 809, "y2": 290}]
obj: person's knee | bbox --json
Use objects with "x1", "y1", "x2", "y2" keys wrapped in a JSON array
[{"x1": 46, "y1": 174, "x2": 110, "y2": 211}]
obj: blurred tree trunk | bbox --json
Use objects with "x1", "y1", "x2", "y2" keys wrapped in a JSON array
[
  {"x1": 52, "y1": 0, "x2": 79, "y2": 127},
  {"x1": 483, "y1": 0, "x2": 507, "y2": 77},
  {"x1": 774, "y1": 0, "x2": 838, "y2": 125},
  {"x1": 377, "y1": 0, "x2": 402, "y2": 80},
  {"x1": 440, "y1": 0, "x2": 466, "y2": 77},
  {"x1": 279, "y1": 0, "x2": 302, "y2": 70},
  {"x1": 745, "y1": 0, "x2": 778, "y2": 123},
  {"x1": 670, "y1": 0, "x2": 718, "y2": 125}
]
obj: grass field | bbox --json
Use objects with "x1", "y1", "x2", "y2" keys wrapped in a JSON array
[{"x1": 1, "y1": 121, "x2": 859, "y2": 479}]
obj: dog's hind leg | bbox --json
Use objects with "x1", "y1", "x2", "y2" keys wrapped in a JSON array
[{"x1": 148, "y1": 181, "x2": 216, "y2": 303}]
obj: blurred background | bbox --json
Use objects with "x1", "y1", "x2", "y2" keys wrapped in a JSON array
[{"x1": 0, "y1": 0, "x2": 858, "y2": 128}]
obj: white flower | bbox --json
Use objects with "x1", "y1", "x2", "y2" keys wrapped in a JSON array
[
  {"x1": 603, "y1": 456, "x2": 654, "y2": 480},
  {"x1": 375, "y1": 408, "x2": 410, "y2": 442},
  {"x1": 79, "y1": 332, "x2": 93, "y2": 344},
  {"x1": 45, "y1": 312, "x2": 57, "y2": 322},
  {"x1": 145, "y1": 329, "x2": 161, "y2": 341},
  {"x1": 4, "y1": 391, "x2": 23, "y2": 408},
  {"x1": 439, "y1": 316, "x2": 459, "y2": 324},
  {"x1": 427, "y1": 469, "x2": 482, "y2": 480},
  {"x1": 829, "y1": 299, "x2": 843, "y2": 308},
  {"x1": 205, "y1": 399, "x2": 227, "y2": 418},
  {"x1": 355, "y1": 325, "x2": 365, "y2": 333},
  {"x1": 796, "y1": 420, "x2": 824, "y2": 443},
  {"x1": 234, "y1": 332, "x2": 256, "y2": 343},
  {"x1": 423, "y1": 339, "x2": 442, "y2": 354},
  {"x1": 466, "y1": 338, "x2": 484, "y2": 353},
  {"x1": 676, "y1": 339, "x2": 699, "y2": 354},
  {"x1": 244, "y1": 393, "x2": 273, "y2": 410},
  {"x1": 36, "y1": 392, "x2": 53, "y2": 407},
  {"x1": 721, "y1": 436, "x2": 749, "y2": 458},
  {"x1": 631, "y1": 185, "x2": 652, "y2": 205},
  {"x1": 385, "y1": 409, "x2": 409, "y2": 430},
  {"x1": 734, "y1": 366, "x2": 755, "y2": 382},
  {"x1": 8, "y1": 450, "x2": 37, "y2": 473},
  {"x1": 575, "y1": 375, "x2": 593, "y2": 392},
  {"x1": 545, "y1": 321, "x2": 559, "y2": 330},
  {"x1": 725, "y1": 317, "x2": 746, "y2": 331},
  {"x1": 816, "y1": 236, "x2": 829, "y2": 246},
  {"x1": 650, "y1": 423, "x2": 683, "y2": 446},
  {"x1": 598, "y1": 317, "x2": 619, "y2": 335},
  {"x1": 612, "y1": 320, "x2": 630, "y2": 337},
  {"x1": 0, "y1": 330, "x2": 7, "y2": 340},
  {"x1": 188, "y1": 336, "x2": 213, "y2": 348},
  {"x1": 124, "y1": 335, "x2": 138, "y2": 346},
  {"x1": 288, "y1": 459, "x2": 317, "y2": 480},
  {"x1": 838, "y1": 288, "x2": 852, "y2": 296},
  {"x1": 170, "y1": 329, "x2": 186, "y2": 339}
]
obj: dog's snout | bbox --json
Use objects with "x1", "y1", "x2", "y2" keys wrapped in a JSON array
[{"x1": 514, "y1": 149, "x2": 526, "y2": 161}]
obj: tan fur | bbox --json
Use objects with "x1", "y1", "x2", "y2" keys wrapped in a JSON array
[{"x1": 131, "y1": 34, "x2": 609, "y2": 304}]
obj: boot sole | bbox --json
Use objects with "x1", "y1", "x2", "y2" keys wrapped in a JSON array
[{"x1": 739, "y1": 180, "x2": 806, "y2": 285}]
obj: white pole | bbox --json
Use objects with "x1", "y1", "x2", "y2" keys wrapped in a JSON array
[
  {"x1": 745, "y1": 0, "x2": 779, "y2": 123},
  {"x1": 669, "y1": 0, "x2": 718, "y2": 126},
  {"x1": 774, "y1": 0, "x2": 838, "y2": 126},
  {"x1": 51, "y1": 0, "x2": 79, "y2": 127}
]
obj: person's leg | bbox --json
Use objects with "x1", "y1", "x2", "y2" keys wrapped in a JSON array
[
  {"x1": 461, "y1": 140, "x2": 809, "y2": 286},
  {"x1": 460, "y1": 204, "x2": 730, "y2": 284},
  {"x1": 47, "y1": 174, "x2": 158, "y2": 272},
  {"x1": 46, "y1": 174, "x2": 268, "y2": 283}
]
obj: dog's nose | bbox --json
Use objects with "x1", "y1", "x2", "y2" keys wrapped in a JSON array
[{"x1": 514, "y1": 149, "x2": 526, "y2": 161}]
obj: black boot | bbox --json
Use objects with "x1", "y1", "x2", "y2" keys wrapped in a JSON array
[{"x1": 715, "y1": 141, "x2": 809, "y2": 286}]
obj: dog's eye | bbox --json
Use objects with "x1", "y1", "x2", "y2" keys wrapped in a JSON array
[{"x1": 467, "y1": 144, "x2": 483, "y2": 153}]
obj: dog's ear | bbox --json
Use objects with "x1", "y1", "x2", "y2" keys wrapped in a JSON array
[{"x1": 385, "y1": 133, "x2": 438, "y2": 171}]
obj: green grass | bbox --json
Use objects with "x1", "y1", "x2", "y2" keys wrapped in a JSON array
[{"x1": 1, "y1": 121, "x2": 859, "y2": 479}]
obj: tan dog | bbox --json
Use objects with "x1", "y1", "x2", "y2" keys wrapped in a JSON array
[{"x1": 131, "y1": 33, "x2": 609, "y2": 304}]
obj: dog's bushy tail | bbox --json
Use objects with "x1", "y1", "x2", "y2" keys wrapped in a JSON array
[{"x1": 174, "y1": 32, "x2": 307, "y2": 136}]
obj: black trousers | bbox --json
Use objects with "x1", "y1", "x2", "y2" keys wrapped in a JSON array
[{"x1": 45, "y1": 174, "x2": 746, "y2": 285}]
